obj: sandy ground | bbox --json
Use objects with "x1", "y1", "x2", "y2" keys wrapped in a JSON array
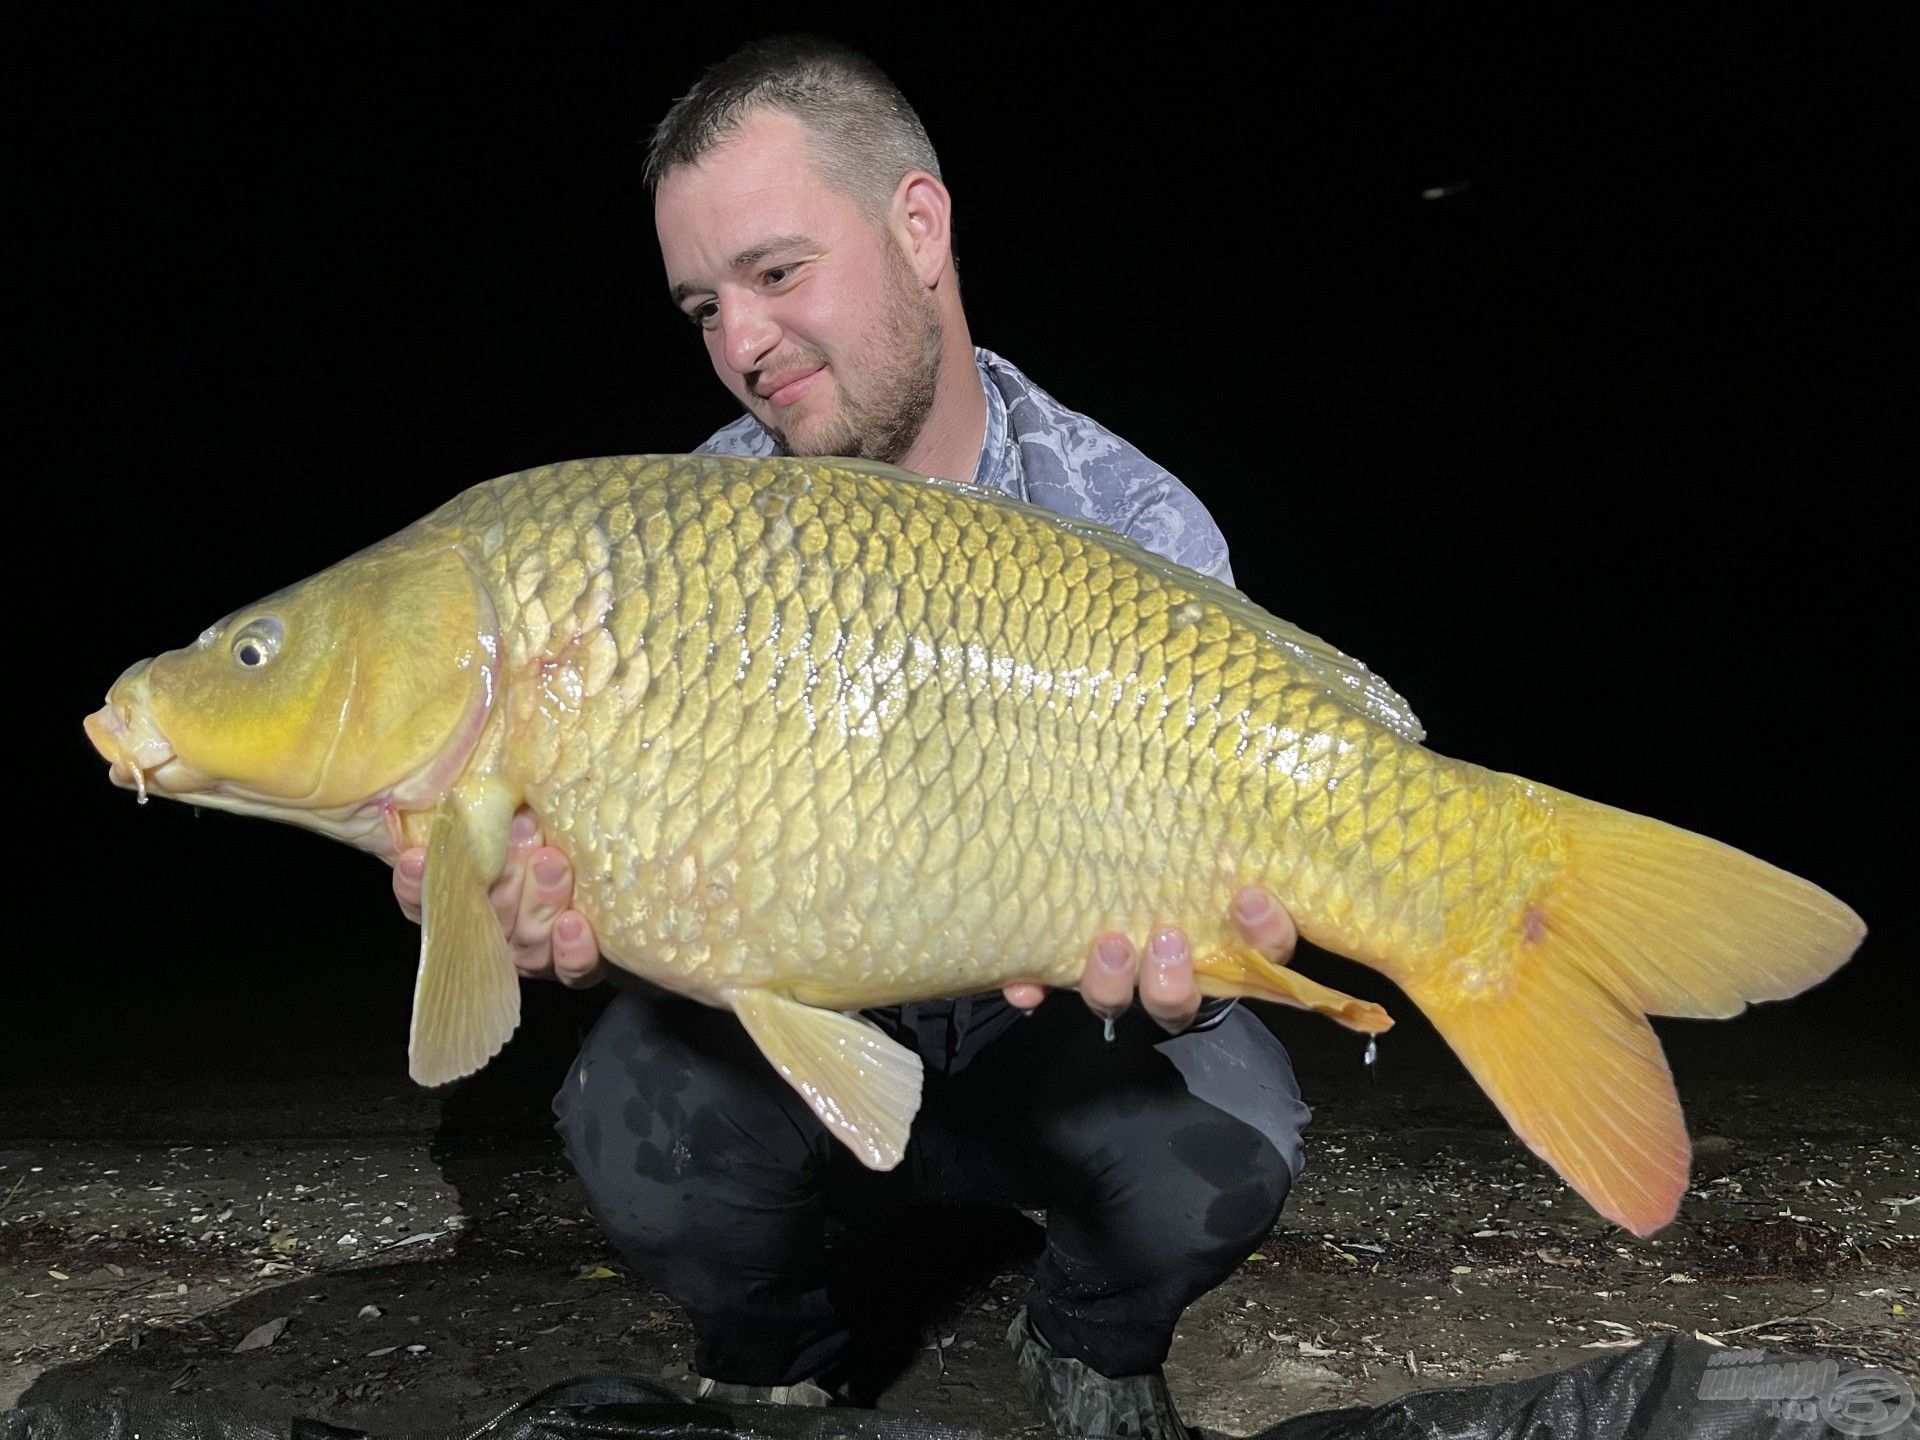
[{"x1": 4, "y1": 1010, "x2": 1914, "y2": 1436}]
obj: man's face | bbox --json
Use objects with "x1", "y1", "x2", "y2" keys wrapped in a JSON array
[{"x1": 656, "y1": 109, "x2": 943, "y2": 464}]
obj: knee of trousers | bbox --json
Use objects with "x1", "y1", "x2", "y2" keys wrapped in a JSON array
[
  {"x1": 1093, "y1": 1102, "x2": 1298, "y2": 1283},
  {"x1": 553, "y1": 988, "x2": 825, "y2": 1257}
]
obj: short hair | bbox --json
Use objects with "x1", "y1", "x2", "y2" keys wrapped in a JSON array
[{"x1": 644, "y1": 36, "x2": 943, "y2": 219}]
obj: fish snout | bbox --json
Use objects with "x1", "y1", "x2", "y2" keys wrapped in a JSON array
[{"x1": 85, "y1": 664, "x2": 186, "y2": 799}]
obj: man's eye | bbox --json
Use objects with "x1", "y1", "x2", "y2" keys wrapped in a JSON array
[
  {"x1": 763, "y1": 265, "x2": 793, "y2": 286},
  {"x1": 687, "y1": 302, "x2": 717, "y2": 330}
]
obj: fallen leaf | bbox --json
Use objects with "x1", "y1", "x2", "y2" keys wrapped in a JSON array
[
  {"x1": 233, "y1": 1317, "x2": 289, "y2": 1352},
  {"x1": 357, "y1": 1304, "x2": 383, "y2": 1320},
  {"x1": 574, "y1": 1265, "x2": 619, "y2": 1281},
  {"x1": 47, "y1": 1270, "x2": 69, "y2": 1281}
]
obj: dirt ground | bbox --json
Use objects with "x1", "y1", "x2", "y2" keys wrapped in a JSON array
[{"x1": 4, "y1": 1010, "x2": 1914, "y2": 1436}]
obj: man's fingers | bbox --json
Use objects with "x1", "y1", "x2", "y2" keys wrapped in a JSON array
[
  {"x1": 489, "y1": 812, "x2": 543, "y2": 936},
  {"x1": 1231, "y1": 885, "x2": 1297, "y2": 965},
  {"x1": 521, "y1": 850, "x2": 573, "y2": 932},
  {"x1": 1080, "y1": 934, "x2": 1137, "y2": 1019},
  {"x1": 498, "y1": 845, "x2": 569, "y2": 977},
  {"x1": 1141, "y1": 927, "x2": 1200, "y2": 1034},
  {"x1": 1002, "y1": 981, "x2": 1047, "y2": 1011},
  {"x1": 550, "y1": 911, "x2": 607, "y2": 989},
  {"x1": 392, "y1": 850, "x2": 425, "y2": 924}
]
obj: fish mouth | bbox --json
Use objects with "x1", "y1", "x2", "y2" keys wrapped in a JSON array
[{"x1": 85, "y1": 691, "x2": 201, "y2": 802}]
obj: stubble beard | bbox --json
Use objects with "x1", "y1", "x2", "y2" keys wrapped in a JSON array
[{"x1": 764, "y1": 244, "x2": 944, "y2": 467}]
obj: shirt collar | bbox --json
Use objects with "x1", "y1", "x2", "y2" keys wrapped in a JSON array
[{"x1": 967, "y1": 348, "x2": 1024, "y2": 501}]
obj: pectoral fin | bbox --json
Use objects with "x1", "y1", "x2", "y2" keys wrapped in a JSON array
[
  {"x1": 408, "y1": 795, "x2": 520, "y2": 1086},
  {"x1": 1194, "y1": 944, "x2": 1394, "y2": 1034},
  {"x1": 728, "y1": 990, "x2": 924, "y2": 1170}
]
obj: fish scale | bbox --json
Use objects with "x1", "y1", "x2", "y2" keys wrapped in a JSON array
[
  {"x1": 441, "y1": 455, "x2": 1450, "y2": 1003},
  {"x1": 87, "y1": 451, "x2": 1864, "y2": 1234}
]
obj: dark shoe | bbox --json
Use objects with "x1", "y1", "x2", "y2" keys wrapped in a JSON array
[
  {"x1": 693, "y1": 1374, "x2": 835, "y2": 1406},
  {"x1": 1007, "y1": 1307, "x2": 1193, "y2": 1440}
]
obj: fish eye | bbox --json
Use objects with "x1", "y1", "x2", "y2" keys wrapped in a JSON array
[{"x1": 232, "y1": 617, "x2": 284, "y2": 669}]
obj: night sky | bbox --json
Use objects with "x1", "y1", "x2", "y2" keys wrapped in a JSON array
[{"x1": 17, "y1": 12, "x2": 1908, "y2": 1086}]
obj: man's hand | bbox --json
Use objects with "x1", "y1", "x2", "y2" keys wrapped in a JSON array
[
  {"x1": 391, "y1": 808, "x2": 606, "y2": 988},
  {"x1": 1002, "y1": 886, "x2": 1297, "y2": 1035}
]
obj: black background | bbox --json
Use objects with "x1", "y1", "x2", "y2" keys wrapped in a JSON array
[{"x1": 15, "y1": 11, "x2": 1909, "y2": 1082}]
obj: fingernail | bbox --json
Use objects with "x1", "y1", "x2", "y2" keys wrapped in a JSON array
[
  {"x1": 535, "y1": 859, "x2": 566, "y2": 887},
  {"x1": 1150, "y1": 928, "x2": 1185, "y2": 960},
  {"x1": 1233, "y1": 890, "x2": 1273, "y2": 924},
  {"x1": 1095, "y1": 938, "x2": 1131, "y2": 971},
  {"x1": 511, "y1": 813, "x2": 538, "y2": 845},
  {"x1": 400, "y1": 854, "x2": 424, "y2": 880},
  {"x1": 555, "y1": 914, "x2": 583, "y2": 943}
]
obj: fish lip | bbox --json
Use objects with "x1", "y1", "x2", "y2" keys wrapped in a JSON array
[{"x1": 85, "y1": 701, "x2": 202, "y2": 797}]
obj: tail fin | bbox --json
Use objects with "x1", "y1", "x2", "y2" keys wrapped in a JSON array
[{"x1": 1402, "y1": 783, "x2": 1865, "y2": 1238}]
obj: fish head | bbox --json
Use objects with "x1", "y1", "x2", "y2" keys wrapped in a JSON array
[{"x1": 85, "y1": 545, "x2": 497, "y2": 848}]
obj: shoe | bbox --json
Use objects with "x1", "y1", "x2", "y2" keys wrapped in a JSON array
[
  {"x1": 693, "y1": 1374, "x2": 835, "y2": 1406},
  {"x1": 1007, "y1": 1307, "x2": 1193, "y2": 1439}
]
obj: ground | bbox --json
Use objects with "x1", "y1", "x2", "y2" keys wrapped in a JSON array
[{"x1": 4, "y1": 1009, "x2": 1913, "y2": 1436}]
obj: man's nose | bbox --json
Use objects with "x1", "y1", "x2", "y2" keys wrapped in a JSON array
[{"x1": 718, "y1": 296, "x2": 778, "y2": 375}]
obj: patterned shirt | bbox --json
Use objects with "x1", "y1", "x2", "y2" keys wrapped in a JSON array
[
  {"x1": 696, "y1": 347, "x2": 1234, "y2": 584},
  {"x1": 695, "y1": 347, "x2": 1237, "y2": 1071}
]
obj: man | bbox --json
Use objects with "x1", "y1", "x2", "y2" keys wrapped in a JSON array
[{"x1": 394, "y1": 36, "x2": 1305, "y2": 1440}]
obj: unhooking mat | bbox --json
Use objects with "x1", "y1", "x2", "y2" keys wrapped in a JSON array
[{"x1": 4, "y1": 1336, "x2": 1914, "y2": 1439}]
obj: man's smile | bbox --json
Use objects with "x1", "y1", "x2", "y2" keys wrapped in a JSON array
[{"x1": 758, "y1": 364, "x2": 826, "y2": 406}]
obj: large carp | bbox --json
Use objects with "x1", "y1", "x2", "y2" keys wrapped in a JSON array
[{"x1": 84, "y1": 454, "x2": 1864, "y2": 1236}]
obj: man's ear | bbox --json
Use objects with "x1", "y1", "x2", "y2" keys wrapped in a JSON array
[{"x1": 893, "y1": 171, "x2": 954, "y2": 288}]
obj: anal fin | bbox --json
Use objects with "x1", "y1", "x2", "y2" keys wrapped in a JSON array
[
  {"x1": 729, "y1": 989, "x2": 924, "y2": 1170},
  {"x1": 409, "y1": 796, "x2": 520, "y2": 1086},
  {"x1": 1194, "y1": 944, "x2": 1394, "y2": 1035}
]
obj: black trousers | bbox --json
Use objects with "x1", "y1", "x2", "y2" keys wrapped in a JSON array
[{"x1": 553, "y1": 985, "x2": 1309, "y2": 1386}]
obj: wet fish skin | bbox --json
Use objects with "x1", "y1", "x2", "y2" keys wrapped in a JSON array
[
  {"x1": 479, "y1": 456, "x2": 1457, "y2": 1009},
  {"x1": 85, "y1": 453, "x2": 1865, "y2": 1236}
]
